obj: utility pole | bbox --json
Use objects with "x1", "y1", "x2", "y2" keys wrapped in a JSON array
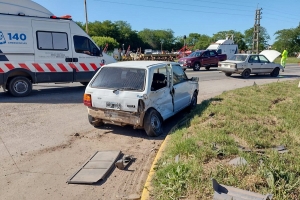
[
  {"x1": 84, "y1": 0, "x2": 88, "y2": 34},
  {"x1": 252, "y1": 8, "x2": 262, "y2": 54}
]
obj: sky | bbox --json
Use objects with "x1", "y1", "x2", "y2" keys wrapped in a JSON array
[{"x1": 33, "y1": 0, "x2": 300, "y2": 45}]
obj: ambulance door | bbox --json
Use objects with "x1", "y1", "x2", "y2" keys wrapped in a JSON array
[
  {"x1": 71, "y1": 35, "x2": 102, "y2": 83},
  {"x1": 32, "y1": 20, "x2": 74, "y2": 83}
]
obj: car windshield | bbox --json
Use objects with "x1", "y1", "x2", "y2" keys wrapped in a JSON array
[
  {"x1": 228, "y1": 55, "x2": 248, "y2": 61},
  {"x1": 90, "y1": 67, "x2": 146, "y2": 91},
  {"x1": 187, "y1": 51, "x2": 203, "y2": 58}
]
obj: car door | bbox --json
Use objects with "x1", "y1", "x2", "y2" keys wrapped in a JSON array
[
  {"x1": 209, "y1": 50, "x2": 219, "y2": 65},
  {"x1": 201, "y1": 51, "x2": 211, "y2": 66},
  {"x1": 148, "y1": 65, "x2": 174, "y2": 120},
  {"x1": 247, "y1": 55, "x2": 260, "y2": 73},
  {"x1": 258, "y1": 55, "x2": 273, "y2": 73},
  {"x1": 172, "y1": 64, "x2": 192, "y2": 112}
]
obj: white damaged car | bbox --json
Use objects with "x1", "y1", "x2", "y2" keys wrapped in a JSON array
[
  {"x1": 218, "y1": 50, "x2": 284, "y2": 78},
  {"x1": 83, "y1": 61, "x2": 199, "y2": 137}
]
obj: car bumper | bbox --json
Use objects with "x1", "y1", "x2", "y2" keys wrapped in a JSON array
[
  {"x1": 218, "y1": 67, "x2": 242, "y2": 73},
  {"x1": 87, "y1": 107, "x2": 144, "y2": 128}
]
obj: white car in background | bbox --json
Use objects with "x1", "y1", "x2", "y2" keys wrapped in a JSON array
[
  {"x1": 83, "y1": 61, "x2": 199, "y2": 137},
  {"x1": 218, "y1": 50, "x2": 284, "y2": 78}
]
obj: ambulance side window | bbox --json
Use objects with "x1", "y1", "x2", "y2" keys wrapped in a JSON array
[
  {"x1": 37, "y1": 31, "x2": 68, "y2": 51},
  {"x1": 74, "y1": 36, "x2": 99, "y2": 56}
]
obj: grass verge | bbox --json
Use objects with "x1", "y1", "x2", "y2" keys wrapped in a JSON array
[
  {"x1": 151, "y1": 80, "x2": 300, "y2": 200},
  {"x1": 274, "y1": 57, "x2": 300, "y2": 64}
]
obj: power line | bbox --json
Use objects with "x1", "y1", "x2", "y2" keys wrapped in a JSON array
[{"x1": 95, "y1": 0, "x2": 253, "y2": 16}]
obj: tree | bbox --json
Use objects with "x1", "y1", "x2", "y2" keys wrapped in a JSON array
[
  {"x1": 272, "y1": 26, "x2": 300, "y2": 55},
  {"x1": 91, "y1": 36, "x2": 119, "y2": 51},
  {"x1": 138, "y1": 29, "x2": 175, "y2": 51},
  {"x1": 212, "y1": 30, "x2": 247, "y2": 51},
  {"x1": 244, "y1": 27, "x2": 270, "y2": 51}
]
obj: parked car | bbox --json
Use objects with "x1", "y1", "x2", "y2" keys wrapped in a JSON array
[
  {"x1": 83, "y1": 61, "x2": 199, "y2": 137},
  {"x1": 178, "y1": 50, "x2": 227, "y2": 71},
  {"x1": 218, "y1": 50, "x2": 284, "y2": 78}
]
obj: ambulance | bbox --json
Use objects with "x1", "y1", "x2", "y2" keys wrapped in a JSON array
[
  {"x1": 206, "y1": 35, "x2": 239, "y2": 60},
  {"x1": 0, "y1": 0, "x2": 116, "y2": 97}
]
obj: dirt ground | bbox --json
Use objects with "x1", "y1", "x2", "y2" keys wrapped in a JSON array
[{"x1": 0, "y1": 67, "x2": 298, "y2": 200}]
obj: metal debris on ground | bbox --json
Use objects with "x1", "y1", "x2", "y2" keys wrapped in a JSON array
[
  {"x1": 67, "y1": 150, "x2": 121, "y2": 184},
  {"x1": 228, "y1": 157, "x2": 247, "y2": 166},
  {"x1": 212, "y1": 178, "x2": 273, "y2": 200},
  {"x1": 238, "y1": 145, "x2": 288, "y2": 154},
  {"x1": 115, "y1": 155, "x2": 133, "y2": 170}
]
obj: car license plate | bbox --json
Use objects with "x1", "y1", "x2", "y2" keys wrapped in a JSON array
[
  {"x1": 106, "y1": 102, "x2": 121, "y2": 110},
  {"x1": 223, "y1": 64, "x2": 230, "y2": 68}
]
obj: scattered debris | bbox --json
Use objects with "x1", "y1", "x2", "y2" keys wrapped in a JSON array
[
  {"x1": 74, "y1": 133, "x2": 80, "y2": 137},
  {"x1": 209, "y1": 112, "x2": 215, "y2": 117},
  {"x1": 253, "y1": 81, "x2": 257, "y2": 86},
  {"x1": 228, "y1": 157, "x2": 247, "y2": 166},
  {"x1": 175, "y1": 154, "x2": 179, "y2": 163},
  {"x1": 238, "y1": 145, "x2": 288, "y2": 154},
  {"x1": 115, "y1": 155, "x2": 133, "y2": 170},
  {"x1": 212, "y1": 178, "x2": 273, "y2": 200},
  {"x1": 67, "y1": 150, "x2": 121, "y2": 184}
]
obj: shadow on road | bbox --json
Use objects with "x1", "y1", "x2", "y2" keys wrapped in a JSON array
[{"x1": 0, "y1": 85, "x2": 86, "y2": 104}]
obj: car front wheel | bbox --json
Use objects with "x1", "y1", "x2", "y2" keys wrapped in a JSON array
[
  {"x1": 270, "y1": 68, "x2": 280, "y2": 77},
  {"x1": 241, "y1": 69, "x2": 251, "y2": 78},
  {"x1": 193, "y1": 63, "x2": 201, "y2": 71},
  {"x1": 188, "y1": 92, "x2": 198, "y2": 111},
  {"x1": 144, "y1": 109, "x2": 163, "y2": 137}
]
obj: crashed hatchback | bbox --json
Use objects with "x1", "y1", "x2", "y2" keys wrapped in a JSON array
[{"x1": 83, "y1": 61, "x2": 199, "y2": 136}]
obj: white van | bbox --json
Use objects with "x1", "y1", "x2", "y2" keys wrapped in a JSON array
[
  {"x1": 0, "y1": 0, "x2": 116, "y2": 97},
  {"x1": 207, "y1": 36, "x2": 238, "y2": 59}
]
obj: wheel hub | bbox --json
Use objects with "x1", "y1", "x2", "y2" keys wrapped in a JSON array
[
  {"x1": 150, "y1": 115, "x2": 160, "y2": 130},
  {"x1": 14, "y1": 81, "x2": 28, "y2": 94}
]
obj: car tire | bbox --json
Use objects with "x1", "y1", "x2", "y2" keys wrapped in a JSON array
[
  {"x1": 183, "y1": 68, "x2": 186, "y2": 71},
  {"x1": 270, "y1": 67, "x2": 280, "y2": 77},
  {"x1": 187, "y1": 92, "x2": 198, "y2": 111},
  {"x1": 205, "y1": 66, "x2": 210, "y2": 70},
  {"x1": 88, "y1": 114, "x2": 103, "y2": 127},
  {"x1": 225, "y1": 73, "x2": 232, "y2": 77},
  {"x1": 80, "y1": 82, "x2": 89, "y2": 86},
  {"x1": 193, "y1": 63, "x2": 201, "y2": 71},
  {"x1": 144, "y1": 109, "x2": 163, "y2": 137},
  {"x1": 8, "y1": 76, "x2": 32, "y2": 97},
  {"x1": 241, "y1": 69, "x2": 251, "y2": 78}
]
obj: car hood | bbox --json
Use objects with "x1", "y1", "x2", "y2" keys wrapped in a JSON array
[{"x1": 259, "y1": 50, "x2": 281, "y2": 62}]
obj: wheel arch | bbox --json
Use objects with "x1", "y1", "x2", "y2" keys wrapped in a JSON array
[{"x1": 4, "y1": 69, "x2": 34, "y2": 88}]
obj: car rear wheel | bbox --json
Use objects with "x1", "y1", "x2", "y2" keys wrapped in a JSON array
[
  {"x1": 88, "y1": 114, "x2": 103, "y2": 127},
  {"x1": 205, "y1": 66, "x2": 210, "y2": 70},
  {"x1": 8, "y1": 76, "x2": 32, "y2": 97},
  {"x1": 144, "y1": 109, "x2": 163, "y2": 137},
  {"x1": 225, "y1": 73, "x2": 232, "y2": 77},
  {"x1": 193, "y1": 63, "x2": 201, "y2": 71},
  {"x1": 241, "y1": 69, "x2": 251, "y2": 78},
  {"x1": 270, "y1": 67, "x2": 280, "y2": 77},
  {"x1": 187, "y1": 92, "x2": 198, "y2": 111}
]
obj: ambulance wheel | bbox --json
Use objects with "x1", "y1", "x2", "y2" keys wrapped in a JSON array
[
  {"x1": 8, "y1": 76, "x2": 32, "y2": 97},
  {"x1": 144, "y1": 109, "x2": 163, "y2": 137},
  {"x1": 88, "y1": 114, "x2": 103, "y2": 127}
]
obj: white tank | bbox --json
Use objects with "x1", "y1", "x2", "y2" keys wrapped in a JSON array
[{"x1": 0, "y1": 0, "x2": 54, "y2": 17}]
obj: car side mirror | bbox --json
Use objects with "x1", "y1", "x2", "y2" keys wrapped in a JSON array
[{"x1": 190, "y1": 77, "x2": 199, "y2": 82}]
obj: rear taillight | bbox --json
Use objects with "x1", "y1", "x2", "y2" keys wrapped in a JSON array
[
  {"x1": 83, "y1": 94, "x2": 92, "y2": 107},
  {"x1": 218, "y1": 62, "x2": 221, "y2": 67}
]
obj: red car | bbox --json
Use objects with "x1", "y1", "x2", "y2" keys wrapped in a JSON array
[{"x1": 178, "y1": 50, "x2": 227, "y2": 71}]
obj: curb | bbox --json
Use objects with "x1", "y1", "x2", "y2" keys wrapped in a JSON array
[{"x1": 140, "y1": 117, "x2": 190, "y2": 200}]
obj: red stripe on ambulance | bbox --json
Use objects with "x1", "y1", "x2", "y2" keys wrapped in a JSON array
[
  {"x1": 45, "y1": 63, "x2": 56, "y2": 72},
  {"x1": 79, "y1": 63, "x2": 89, "y2": 71},
  {"x1": 19, "y1": 63, "x2": 30, "y2": 71},
  {"x1": 5, "y1": 63, "x2": 15, "y2": 70},
  {"x1": 33, "y1": 63, "x2": 44, "y2": 72},
  {"x1": 69, "y1": 63, "x2": 78, "y2": 71},
  {"x1": 57, "y1": 63, "x2": 68, "y2": 72},
  {"x1": 90, "y1": 63, "x2": 98, "y2": 70},
  {"x1": 0, "y1": 68, "x2": 4, "y2": 73}
]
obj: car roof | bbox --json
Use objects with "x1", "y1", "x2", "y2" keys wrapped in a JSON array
[{"x1": 103, "y1": 61, "x2": 179, "y2": 69}]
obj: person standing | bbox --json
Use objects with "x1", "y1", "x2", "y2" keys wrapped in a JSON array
[{"x1": 281, "y1": 49, "x2": 288, "y2": 69}]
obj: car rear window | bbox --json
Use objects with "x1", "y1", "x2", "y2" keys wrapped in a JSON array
[
  {"x1": 90, "y1": 67, "x2": 146, "y2": 91},
  {"x1": 228, "y1": 55, "x2": 247, "y2": 61}
]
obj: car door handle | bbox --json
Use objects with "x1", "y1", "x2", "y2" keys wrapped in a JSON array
[
  {"x1": 72, "y1": 58, "x2": 78, "y2": 62},
  {"x1": 65, "y1": 58, "x2": 72, "y2": 62}
]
